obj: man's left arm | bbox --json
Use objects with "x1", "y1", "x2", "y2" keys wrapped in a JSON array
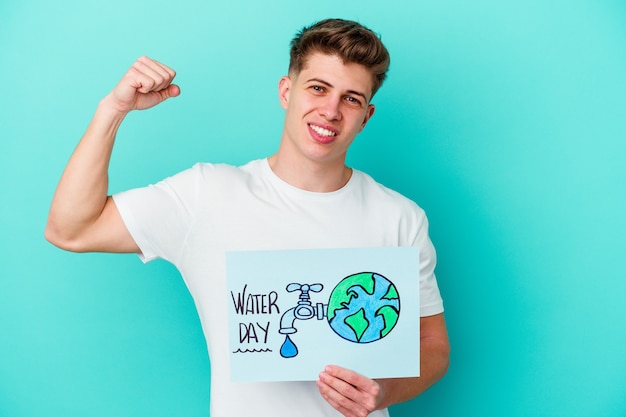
[{"x1": 317, "y1": 313, "x2": 450, "y2": 417}]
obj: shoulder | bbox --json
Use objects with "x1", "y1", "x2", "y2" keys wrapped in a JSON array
[
  {"x1": 351, "y1": 170, "x2": 432, "y2": 245},
  {"x1": 178, "y1": 159, "x2": 262, "y2": 185},
  {"x1": 353, "y1": 170, "x2": 426, "y2": 216}
]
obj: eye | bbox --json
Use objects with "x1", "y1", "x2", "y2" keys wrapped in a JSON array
[
  {"x1": 345, "y1": 96, "x2": 363, "y2": 107},
  {"x1": 311, "y1": 85, "x2": 325, "y2": 93}
]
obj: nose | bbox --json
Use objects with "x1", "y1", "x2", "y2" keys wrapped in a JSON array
[{"x1": 318, "y1": 96, "x2": 342, "y2": 121}]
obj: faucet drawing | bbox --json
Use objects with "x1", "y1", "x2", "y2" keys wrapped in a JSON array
[{"x1": 278, "y1": 283, "x2": 328, "y2": 358}]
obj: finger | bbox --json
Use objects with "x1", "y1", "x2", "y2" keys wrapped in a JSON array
[
  {"x1": 319, "y1": 370, "x2": 378, "y2": 416},
  {"x1": 149, "y1": 61, "x2": 176, "y2": 93},
  {"x1": 131, "y1": 59, "x2": 172, "y2": 93},
  {"x1": 137, "y1": 56, "x2": 177, "y2": 91},
  {"x1": 317, "y1": 378, "x2": 367, "y2": 417},
  {"x1": 325, "y1": 365, "x2": 379, "y2": 395},
  {"x1": 152, "y1": 58, "x2": 177, "y2": 81},
  {"x1": 166, "y1": 83, "x2": 181, "y2": 98},
  {"x1": 151, "y1": 84, "x2": 181, "y2": 103},
  {"x1": 321, "y1": 366, "x2": 381, "y2": 412},
  {"x1": 128, "y1": 56, "x2": 175, "y2": 93},
  {"x1": 135, "y1": 56, "x2": 174, "y2": 79}
]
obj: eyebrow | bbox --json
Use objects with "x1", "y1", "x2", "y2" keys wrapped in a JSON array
[{"x1": 305, "y1": 78, "x2": 370, "y2": 102}]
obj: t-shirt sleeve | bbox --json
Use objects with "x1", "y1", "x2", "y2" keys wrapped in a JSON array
[
  {"x1": 112, "y1": 164, "x2": 201, "y2": 264},
  {"x1": 413, "y1": 210, "x2": 445, "y2": 317}
]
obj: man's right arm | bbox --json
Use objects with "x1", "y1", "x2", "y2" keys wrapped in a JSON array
[{"x1": 45, "y1": 56, "x2": 180, "y2": 253}]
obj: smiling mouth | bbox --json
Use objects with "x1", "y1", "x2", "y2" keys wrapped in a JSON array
[{"x1": 309, "y1": 124, "x2": 337, "y2": 138}]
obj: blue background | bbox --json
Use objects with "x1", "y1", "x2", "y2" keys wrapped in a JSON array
[{"x1": 1, "y1": 1, "x2": 624, "y2": 416}]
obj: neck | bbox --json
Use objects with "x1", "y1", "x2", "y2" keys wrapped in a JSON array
[{"x1": 267, "y1": 154, "x2": 352, "y2": 192}]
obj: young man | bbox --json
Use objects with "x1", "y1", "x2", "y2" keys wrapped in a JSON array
[{"x1": 46, "y1": 18, "x2": 449, "y2": 417}]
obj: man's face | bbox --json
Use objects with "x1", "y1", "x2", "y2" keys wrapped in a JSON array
[{"x1": 278, "y1": 52, "x2": 376, "y2": 167}]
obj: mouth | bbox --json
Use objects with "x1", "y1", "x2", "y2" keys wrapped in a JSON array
[{"x1": 308, "y1": 123, "x2": 338, "y2": 143}]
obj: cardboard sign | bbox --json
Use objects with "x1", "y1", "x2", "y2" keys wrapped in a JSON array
[{"x1": 226, "y1": 247, "x2": 420, "y2": 382}]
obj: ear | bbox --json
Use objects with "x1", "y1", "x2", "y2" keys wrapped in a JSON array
[
  {"x1": 359, "y1": 104, "x2": 376, "y2": 132},
  {"x1": 278, "y1": 76, "x2": 291, "y2": 110}
]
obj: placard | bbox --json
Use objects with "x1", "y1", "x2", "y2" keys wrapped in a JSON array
[{"x1": 226, "y1": 247, "x2": 420, "y2": 382}]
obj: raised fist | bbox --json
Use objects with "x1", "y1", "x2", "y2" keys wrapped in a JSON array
[{"x1": 109, "y1": 56, "x2": 180, "y2": 113}]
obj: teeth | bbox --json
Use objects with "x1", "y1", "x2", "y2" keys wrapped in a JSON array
[{"x1": 310, "y1": 124, "x2": 336, "y2": 137}]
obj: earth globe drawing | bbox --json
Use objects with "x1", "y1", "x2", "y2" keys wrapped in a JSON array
[{"x1": 327, "y1": 272, "x2": 400, "y2": 343}]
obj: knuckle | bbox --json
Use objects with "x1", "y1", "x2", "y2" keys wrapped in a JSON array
[
  {"x1": 364, "y1": 398, "x2": 377, "y2": 411},
  {"x1": 336, "y1": 396, "x2": 351, "y2": 408},
  {"x1": 371, "y1": 382, "x2": 380, "y2": 394}
]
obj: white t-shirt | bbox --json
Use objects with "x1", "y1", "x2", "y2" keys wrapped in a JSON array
[{"x1": 113, "y1": 158, "x2": 443, "y2": 417}]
